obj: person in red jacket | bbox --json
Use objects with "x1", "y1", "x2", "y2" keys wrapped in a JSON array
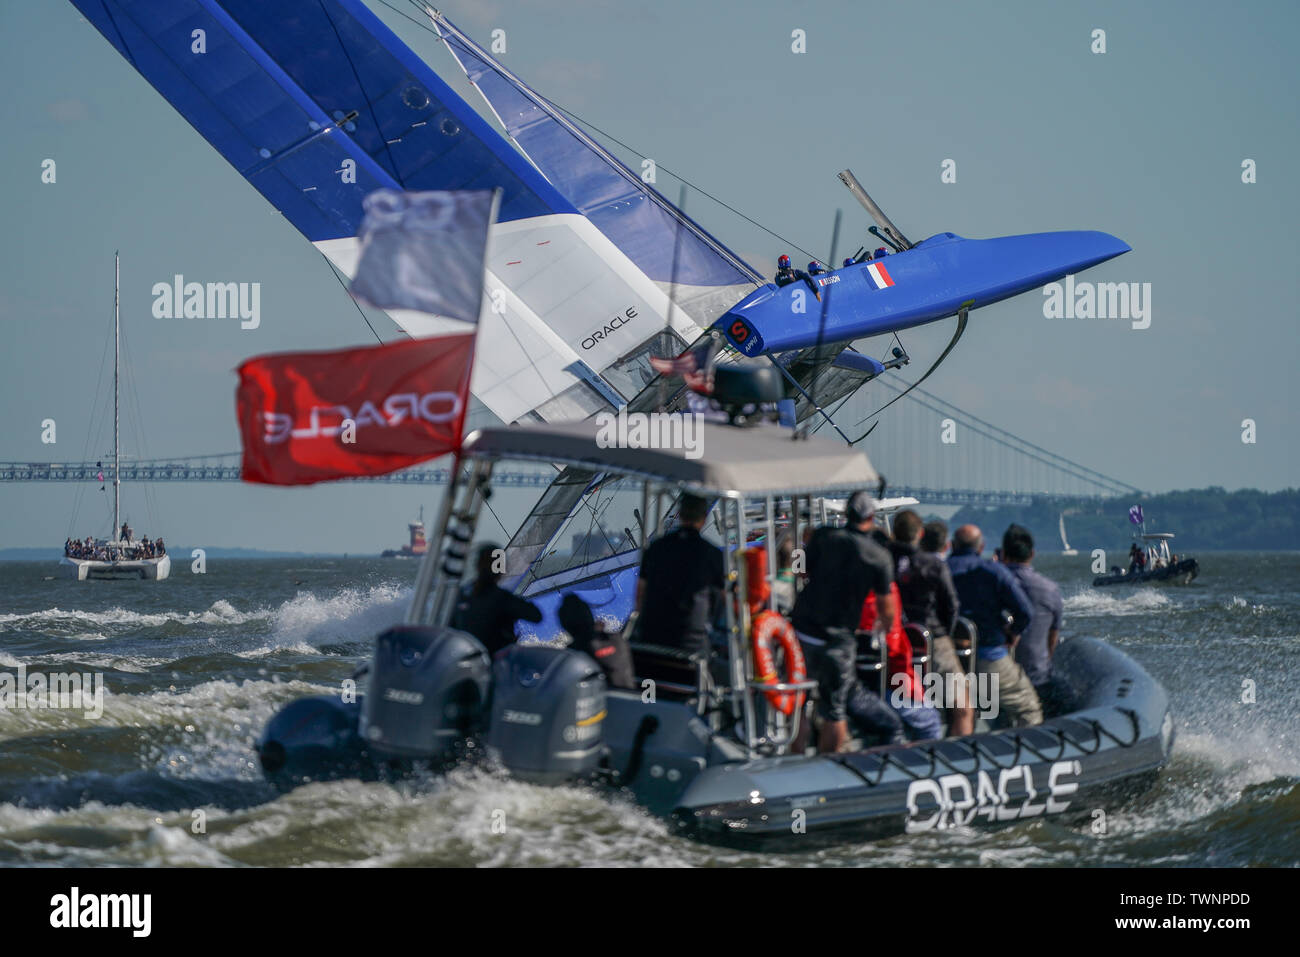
[{"x1": 861, "y1": 584, "x2": 942, "y2": 740}]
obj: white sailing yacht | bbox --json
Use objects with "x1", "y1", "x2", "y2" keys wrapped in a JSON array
[
  {"x1": 59, "y1": 254, "x2": 171, "y2": 581},
  {"x1": 1059, "y1": 511, "x2": 1079, "y2": 556}
]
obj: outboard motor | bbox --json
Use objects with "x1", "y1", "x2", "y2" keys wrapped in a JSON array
[
  {"x1": 258, "y1": 694, "x2": 368, "y2": 786},
  {"x1": 487, "y1": 644, "x2": 606, "y2": 784},
  {"x1": 360, "y1": 624, "x2": 490, "y2": 761}
]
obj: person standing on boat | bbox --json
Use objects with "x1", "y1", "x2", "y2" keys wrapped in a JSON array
[
  {"x1": 947, "y1": 524, "x2": 1042, "y2": 727},
  {"x1": 791, "y1": 491, "x2": 897, "y2": 754},
  {"x1": 634, "y1": 492, "x2": 725, "y2": 659},
  {"x1": 451, "y1": 543, "x2": 543, "y2": 657},
  {"x1": 1000, "y1": 525, "x2": 1064, "y2": 708},
  {"x1": 892, "y1": 515, "x2": 974, "y2": 737}
]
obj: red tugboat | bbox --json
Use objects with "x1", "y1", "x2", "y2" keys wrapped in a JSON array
[{"x1": 381, "y1": 508, "x2": 428, "y2": 559}]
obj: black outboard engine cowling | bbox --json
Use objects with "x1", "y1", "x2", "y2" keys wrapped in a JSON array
[
  {"x1": 360, "y1": 625, "x2": 490, "y2": 761},
  {"x1": 487, "y1": 645, "x2": 607, "y2": 784}
]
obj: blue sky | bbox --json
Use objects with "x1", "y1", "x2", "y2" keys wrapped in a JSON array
[{"x1": 0, "y1": 0, "x2": 1296, "y2": 552}]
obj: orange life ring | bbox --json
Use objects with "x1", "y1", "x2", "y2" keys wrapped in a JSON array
[{"x1": 751, "y1": 610, "x2": 808, "y2": 716}]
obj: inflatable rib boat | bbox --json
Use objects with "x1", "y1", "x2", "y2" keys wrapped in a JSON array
[
  {"x1": 257, "y1": 415, "x2": 1174, "y2": 847},
  {"x1": 1094, "y1": 534, "x2": 1199, "y2": 587}
]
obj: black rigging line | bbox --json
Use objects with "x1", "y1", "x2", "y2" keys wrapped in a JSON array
[
  {"x1": 850, "y1": 307, "x2": 969, "y2": 443},
  {"x1": 803, "y1": 210, "x2": 842, "y2": 439},
  {"x1": 69, "y1": 292, "x2": 116, "y2": 539},
  {"x1": 479, "y1": 491, "x2": 509, "y2": 539},
  {"x1": 322, "y1": 256, "x2": 385, "y2": 344},
  {"x1": 317, "y1": 0, "x2": 404, "y2": 185},
  {"x1": 546, "y1": 104, "x2": 820, "y2": 266}
]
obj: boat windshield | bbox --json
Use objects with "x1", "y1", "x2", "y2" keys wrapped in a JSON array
[
  {"x1": 514, "y1": 473, "x2": 642, "y2": 588},
  {"x1": 511, "y1": 470, "x2": 724, "y2": 593}
]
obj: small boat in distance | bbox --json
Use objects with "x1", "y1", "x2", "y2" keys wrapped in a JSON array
[
  {"x1": 58, "y1": 253, "x2": 170, "y2": 582},
  {"x1": 1093, "y1": 532, "x2": 1198, "y2": 587},
  {"x1": 1059, "y1": 511, "x2": 1078, "y2": 556},
  {"x1": 381, "y1": 507, "x2": 429, "y2": 559}
]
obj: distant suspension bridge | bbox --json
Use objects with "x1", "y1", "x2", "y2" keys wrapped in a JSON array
[{"x1": 2, "y1": 381, "x2": 1140, "y2": 507}]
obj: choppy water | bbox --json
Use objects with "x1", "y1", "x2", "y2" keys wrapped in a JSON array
[{"x1": 1, "y1": 553, "x2": 1296, "y2": 866}]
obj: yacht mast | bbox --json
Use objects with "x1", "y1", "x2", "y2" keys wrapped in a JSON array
[{"x1": 113, "y1": 251, "x2": 120, "y2": 542}]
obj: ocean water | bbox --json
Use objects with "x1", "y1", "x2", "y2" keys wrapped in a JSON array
[{"x1": 0, "y1": 553, "x2": 1296, "y2": 867}]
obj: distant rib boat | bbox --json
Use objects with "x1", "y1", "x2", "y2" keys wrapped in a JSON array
[
  {"x1": 1093, "y1": 532, "x2": 1198, "y2": 588},
  {"x1": 58, "y1": 254, "x2": 170, "y2": 582}
]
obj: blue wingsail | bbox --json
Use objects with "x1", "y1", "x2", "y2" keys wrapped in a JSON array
[
  {"x1": 72, "y1": 0, "x2": 403, "y2": 240},
  {"x1": 434, "y1": 16, "x2": 759, "y2": 289},
  {"x1": 433, "y1": 12, "x2": 762, "y2": 341},
  {"x1": 69, "y1": 0, "x2": 718, "y2": 425}
]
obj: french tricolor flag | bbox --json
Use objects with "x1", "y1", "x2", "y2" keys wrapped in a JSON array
[{"x1": 866, "y1": 262, "x2": 895, "y2": 289}]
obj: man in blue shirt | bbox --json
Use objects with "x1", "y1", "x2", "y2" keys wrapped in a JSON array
[
  {"x1": 947, "y1": 524, "x2": 1042, "y2": 727},
  {"x1": 1001, "y1": 524, "x2": 1064, "y2": 697}
]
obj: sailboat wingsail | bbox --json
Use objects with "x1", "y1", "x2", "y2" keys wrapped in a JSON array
[
  {"x1": 432, "y1": 14, "x2": 762, "y2": 324},
  {"x1": 70, "y1": 0, "x2": 728, "y2": 425}
]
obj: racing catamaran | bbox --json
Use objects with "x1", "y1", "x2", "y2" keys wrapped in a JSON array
[{"x1": 70, "y1": 0, "x2": 1132, "y2": 588}]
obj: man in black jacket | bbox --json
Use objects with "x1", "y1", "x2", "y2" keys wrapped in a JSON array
[
  {"x1": 792, "y1": 491, "x2": 896, "y2": 754},
  {"x1": 634, "y1": 493, "x2": 725, "y2": 659},
  {"x1": 452, "y1": 543, "x2": 544, "y2": 656},
  {"x1": 895, "y1": 516, "x2": 973, "y2": 736}
]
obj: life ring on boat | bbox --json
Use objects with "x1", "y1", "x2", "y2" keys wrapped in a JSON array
[{"x1": 751, "y1": 611, "x2": 807, "y2": 716}]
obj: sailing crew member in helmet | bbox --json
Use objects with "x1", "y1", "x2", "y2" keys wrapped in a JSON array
[
  {"x1": 791, "y1": 491, "x2": 896, "y2": 754},
  {"x1": 452, "y1": 543, "x2": 543, "y2": 656},
  {"x1": 807, "y1": 260, "x2": 826, "y2": 276},
  {"x1": 947, "y1": 524, "x2": 1042, "y2": 727},
  {"x1": 634, "y1": 492, "x2": 725, "y2": 659},
  {"x1": 774, "y1": 254, "x2": 797, "y2": 286}
]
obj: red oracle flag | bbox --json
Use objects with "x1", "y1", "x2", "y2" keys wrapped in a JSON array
[{"x1": 237, "y1": 333, "x2": 475, "y2": 485}]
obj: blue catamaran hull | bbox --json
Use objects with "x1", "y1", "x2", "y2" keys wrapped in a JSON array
[{"x1": 720, "y1": 230, "x2": 1131, "y2": 356}]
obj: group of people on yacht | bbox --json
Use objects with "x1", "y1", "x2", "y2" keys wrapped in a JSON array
[{"x1": 64, "y1": 528, "x2": 166, "y2": 562}]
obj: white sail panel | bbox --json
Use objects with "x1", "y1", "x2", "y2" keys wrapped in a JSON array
[{"x1": 317, "y1": 212, "x2": 706, "y2": 424}]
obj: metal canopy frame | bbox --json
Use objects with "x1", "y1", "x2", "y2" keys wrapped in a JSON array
[{"x1": 406, "y1": 441, "x2": 863, "y2": 757}]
